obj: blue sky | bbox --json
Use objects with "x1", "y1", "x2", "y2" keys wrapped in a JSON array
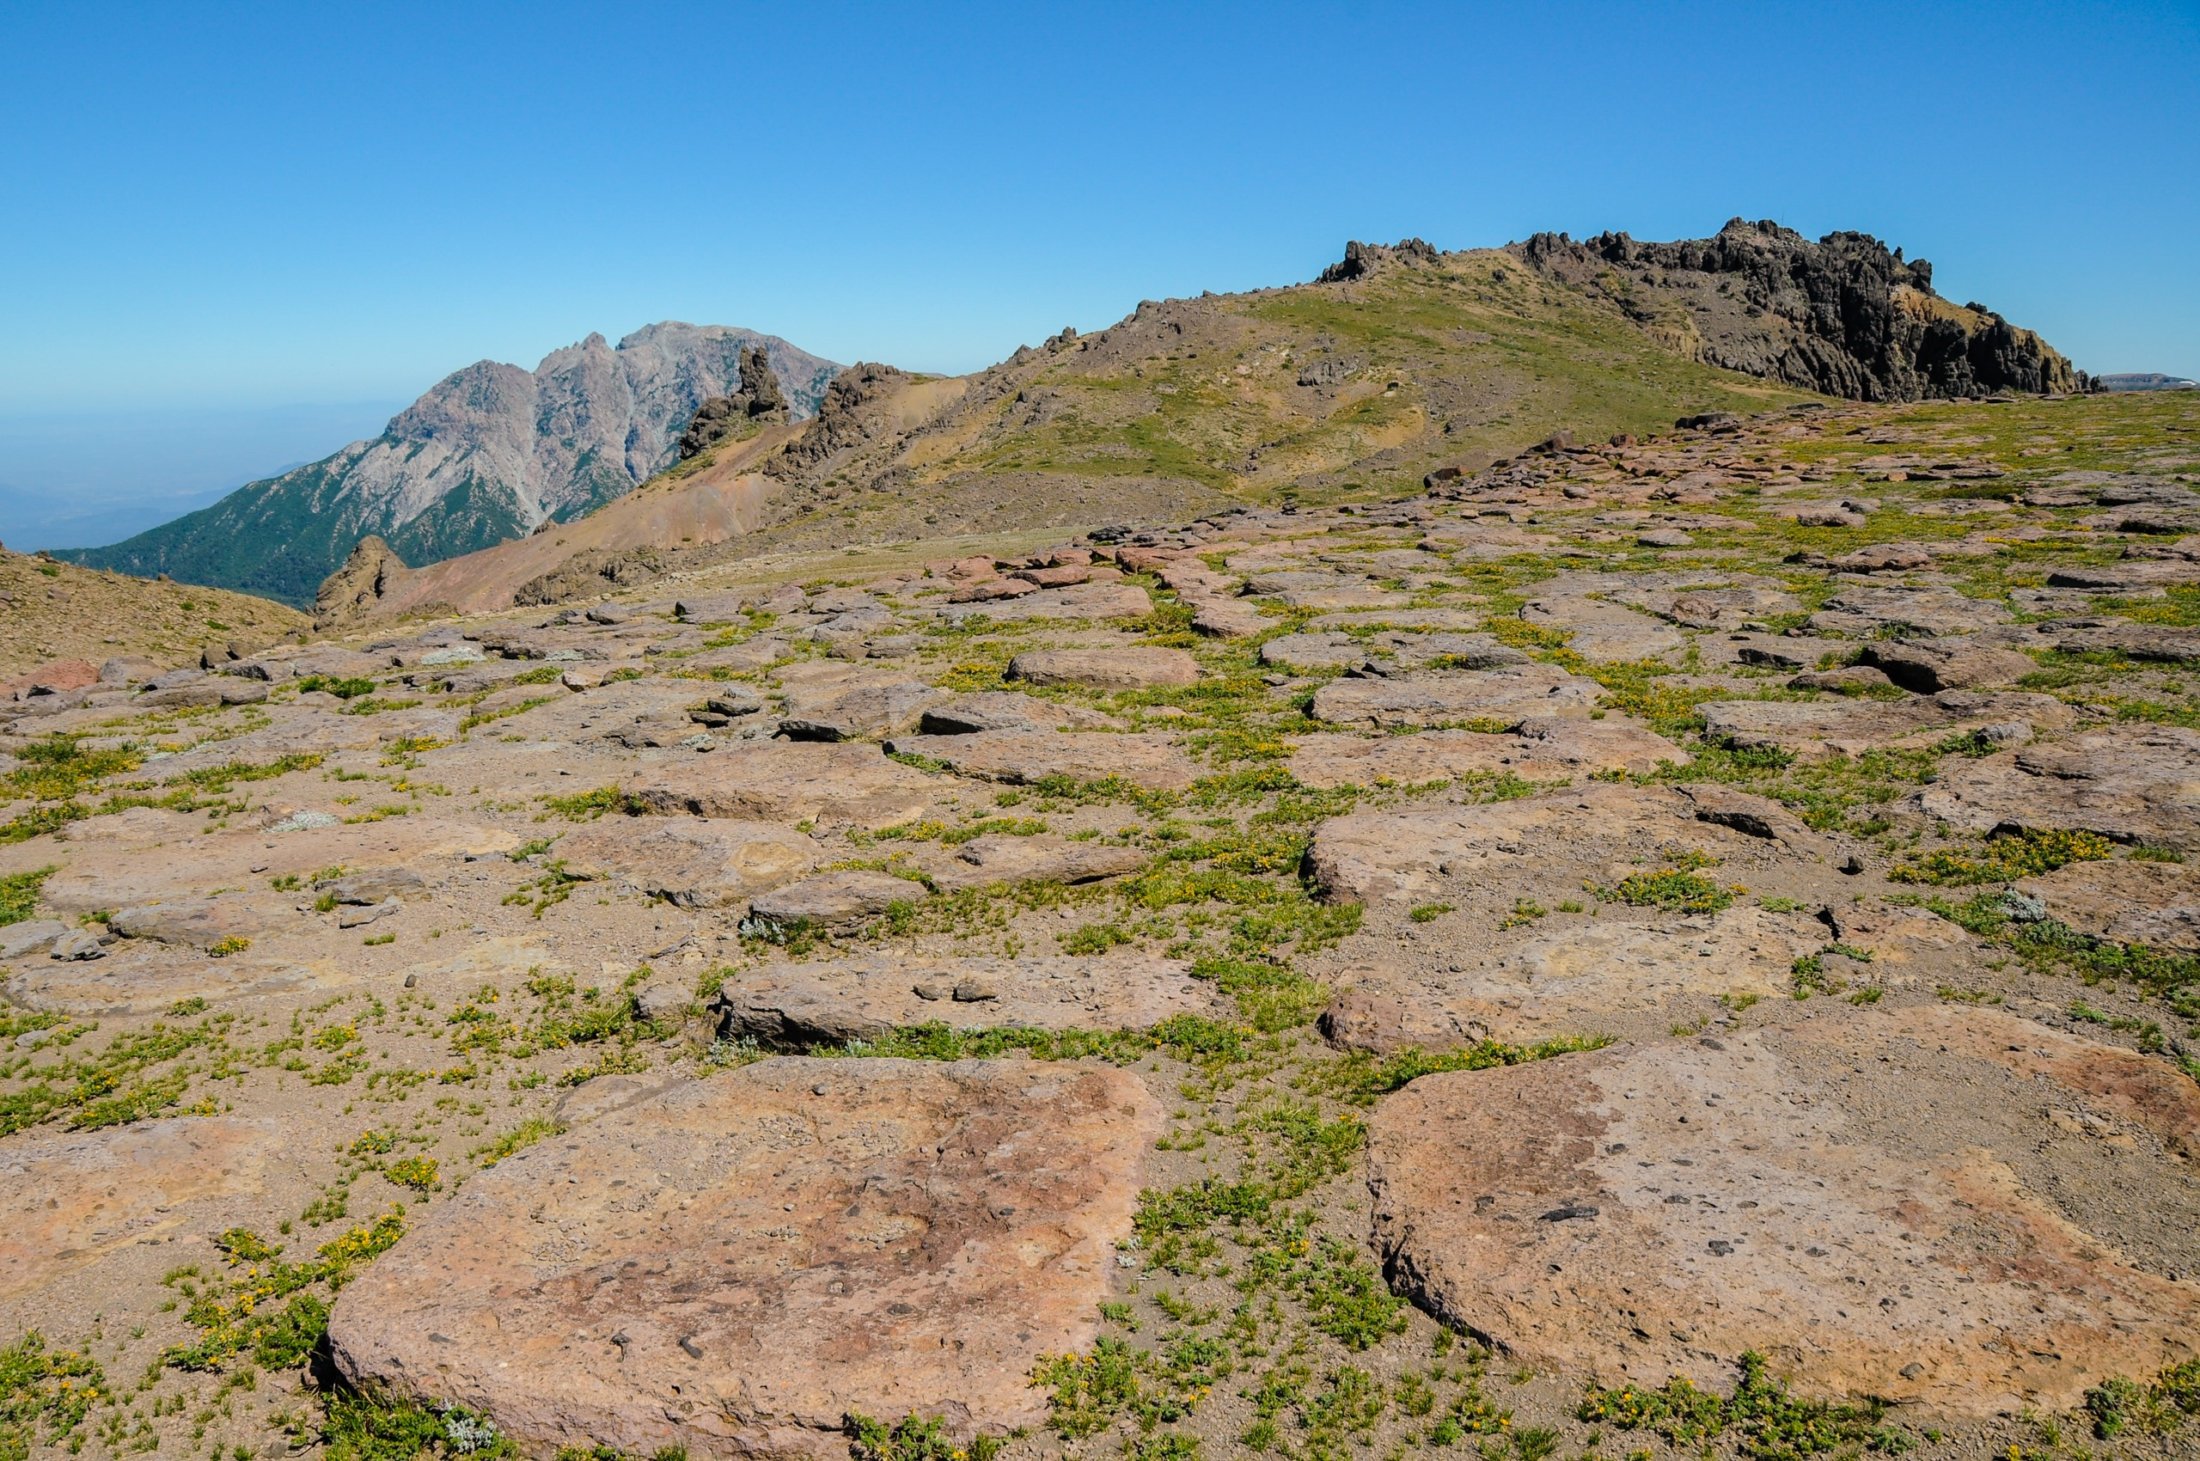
[{"x1": 2, "y1": 0, "x2": 2195, "y2": 546}]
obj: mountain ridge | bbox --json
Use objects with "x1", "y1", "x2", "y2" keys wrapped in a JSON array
[{"x1": 53, "y1": 324, "x2": 839, "y2": 606}]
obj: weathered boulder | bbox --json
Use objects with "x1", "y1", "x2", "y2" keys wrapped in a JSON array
[
  {"x1": 1006, "y1": 646, "x2": 1200, "y2": 690},
  {"x1": 883, "y1": 730, "x2": 1198, "y2": 792},
  {"x1": 1858, "y1": 639, "x2": 2037, "y2": 692},
  {"x1": 1368, "y1": 1004, "x2": 2200, "y2": 1415},
  {"x1": 1308, "y1": 785, "x2": 1685, "y2": 904},
  {"x1": 929, "y1": 834, "x2": 1147, "y2": 891},
  {"x1": 2017, "y1": 857, "x2": 2200, "y2": 954},
  {"x1": 557, "y1": 819, "x2": 818, "y2": 909},
  {"x1": 777, "y1": 680, "x2": 942, "y2": 741},
  {"x1": 1519, "y1": 596, "x2": 1685, "y2": 660},
  {"x1": 1289, "y1": 718, "x2": 1681, "y2": 789},
  {"x1": 716, "y1": 952, "x2": 1217, "y2": 1045},
  {"x1": 0, "y1": 1119, "x2": 270, "y2": 1299},
  {"x1": 745, "y1": 870, "x2": 923, "y2": 930},
  {"x1": 1917, "y1": 727, "x2": 2200, "y2": 849},
  {"x1": 1307, "y1": 667, "x2": 1601, "y2": 729},
  {"x1": 108, "y1": 895, "x2": 270, "y2": 949},
  {"x1": 627, "y1": 745, "x2": 941, "y2": 829},
  {"x1": 328, "y1": 1059, "x2": 1162, "y2": 1458},
  {"x1": 1702, "y1": 690, "x2": 2072, "y2": 757}
]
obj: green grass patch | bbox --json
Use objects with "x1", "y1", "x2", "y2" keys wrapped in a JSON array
[
  {"x1": 1888, "y1": 827, "x2": 2112, "y2": 886},
  {"x1": 1579, "y1": 1350, "x2": 1909, "y2": 1458}
]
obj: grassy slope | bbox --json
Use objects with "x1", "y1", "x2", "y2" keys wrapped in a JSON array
[
  {"x1": 737, "y1": 249, "x2": 1815, "y2": 556},
  {"x1": 946, "y1": 249, "x2": 1806, "y2": 496},
  {"x1": 0, "y1": 549, "x2": 306, "y2": 680}
]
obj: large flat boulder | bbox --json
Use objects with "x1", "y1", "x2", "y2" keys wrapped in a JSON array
[
  {"x1": 746, "y1": 870, "x2": 924, "y2": 930},
  {"x1": 1289, "y1": 717, "x2": 1681, "y2": 790},
  {"x1": 2018, "y1": 857, "x2": 2200, "y2": 954},
  {"x1": 1358, "y1": 904, "x2": 1827, "y2": 1044},
  {"x1": 328, "y1": 1059, "x2": 1162, "y2": 1458},
  {"x1": 716, "y1": 952, "x2": 1219, "y2": 1044},
  {"x1": 0, "y1": 1119, "x2": 270, "y2": 1299},
  {"x1": 1702, "y1": 690, "x2": 2073, "y2": 757},
  {"x1": 1916, "y1": 727, "x2": 2200, "y2": 849},
  {"x1": 1307, "y1": 784, "x2": 1688, "y2": 904},
  {"x1": 557, "y1": 819, "x2": 819, "y2": 909},
  {"x1": 37, "y1": 815, "x2": 514, "y2": 914},
  {"x1": 1007, "y1": 646, "x2": 1199, "y2": 690},
  {"x1": 883, "y1": 730, "x2": 1198, "y2": 792},
  {"x1": 1368, "y1": 1004, "x2": 2200, "y2": 1415},
  {"x1": 777, "y1": 680, "x2": 943, "y2": 742},
  {"x1": 627, "y1": 744, "x2": 942, "y2": 830},
  {"x1": 1307, "y1": 667, "x2": 1601, "y2": 730},
  {"x1": 1519, "y1": 596, "x2": 1686, "y2": 660},
  {"x1": 1857, "y1": 639, "x2": 2037, "y2": 692},
  {"x1": 928, "y1": 834, "x2": 1147, "y2": 891}
]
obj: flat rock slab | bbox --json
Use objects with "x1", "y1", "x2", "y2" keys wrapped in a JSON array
[
  {"x1": 37, "y1": 816, "x2": 515, "y2": 914},
  {"x1": 628, "y1": 744, "x2": 943, "y2": 830},
  {"x1": 2052, "y1": 623, "x2": 2200, "y2": 664},
  {"x1": 1857, "y1": 639, "x2": 2037, "y2": 692},
  {"x1": 0, "y1": 1119, "x2": 270, "y2": 1299},
  {"x1": 929, "y1": 834, "x2": 1147, "y2": 891},
  {"x1": 746, "y1": 870, "x2": 924, "y2": 929},
  {"x1": 4, "y1": 933, "x2": 553, "y2": 1016},
  {"x1": 1308, "y1": 667, "x2": 1601, "y2": 730},
  {"x1": 884, "y1": 730, "x2": 1199, "y2": 792},
  {"x1": 1007, "y1": 646, "x2": 1199, "y2": 689},
  {"x1": 918, "y1": 692, "x2": 1105, "y2": 735},
  {"x1": 557, "y1": 819, "x2": 819, "y2": 909},
  {"x1": 108, "y1": 894, "x2": 276, "y2": 948},
  {"x1": 1520, "y1": 596, "x2": 1686, "y2": 661},
  {"x1": 939, "y1": 581, "x2": 1151, "y2": 623},
  {"x1": 1259, "y1": 632, "x2": 1525, "y2": 673},
  {"x1": 1308, "y1": 784, "x2": 1692, "y2": 904},
  {"x1": 2018, "y1": 858, "x2": 2200, "y2": 954},
  {"x1": 1701, "y1": 690, "x2": 2073, "y2": 757},
  {"x1": 777, "y1": 680, "x2": 942, "y2": 742},
  {"x1": 716, "y1": 952, "x2": 1219, "y2": 1044},
  {"x1": 1618, "y1": 585, "x2": 1803, "y2": 630},
  {"x1": 1397, "y1": 905, "x2": 1828, "y2": 1042},
  {"x1": 1807, "y1": 586, "x2": 2014, "y2": 638},
  {"x1": 1368, "y1": 1003, "x2": 2200, "y2": 1415},
  {"x1": 1917, "y1": 727, "x2": 2200, "y2": 850},
  {"x1": 328, "y1": 1058, "x2": 1162, "y2": 1459},
  {"x1": 1289, "y1": 718, "x2": 1682, "y2": 789},
  {"x1": 3, "y1": 948, "x2": 362, "y2": 1015}
]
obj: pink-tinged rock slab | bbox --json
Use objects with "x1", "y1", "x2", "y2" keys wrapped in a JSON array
[
  {"x1": 329, "y1": 1058, "x2": 1162, "y2": 1458},
  {"x1": 1368, "y1": 1004, "x2": 2200, "y2": 1416}
]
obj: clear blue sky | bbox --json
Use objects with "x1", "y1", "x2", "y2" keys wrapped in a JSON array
[{"x1": 2, "y1": 0, "x2": 2195, "y2": 542}]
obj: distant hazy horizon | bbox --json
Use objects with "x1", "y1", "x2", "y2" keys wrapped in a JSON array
[{"x1": 0, "y1": 399, "x2": 404, "y2": 552}]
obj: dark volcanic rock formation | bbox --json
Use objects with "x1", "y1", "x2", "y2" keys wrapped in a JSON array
[
  {"x1": 1513, "y1": 218, "x2": 2082, "y2": 401},
  {"x1": 677, "y1": 344, "x2": 795, "y2": 459}
]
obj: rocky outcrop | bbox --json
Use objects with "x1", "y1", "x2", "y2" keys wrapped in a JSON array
[
  {"x1": 1318, "y1": 237, "x2": 1439, "y2": 282},
  {"x1": 1514, "y1": 219, "x2": 2083, "y2": 400},
  {"x1": 313, "y1": 535, "x2": 405, "y2": 629},
  {"x1": 764, "y1": 362, "x2": 915, "y2": 480},
  {"x1": 511, "y1": 546, "x2": 667, "y2": 607},
  {"x1": 677, "y1": 344, "x2": 794, "y2": 459}
]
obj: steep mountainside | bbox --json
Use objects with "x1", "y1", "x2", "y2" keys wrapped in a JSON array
[
  {"x1": 55, "y1": 324, "x2": 838, "y2": 607},
  {"x1": 1513, "y1": 218, "x2": 2081, "y2": 399}
]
